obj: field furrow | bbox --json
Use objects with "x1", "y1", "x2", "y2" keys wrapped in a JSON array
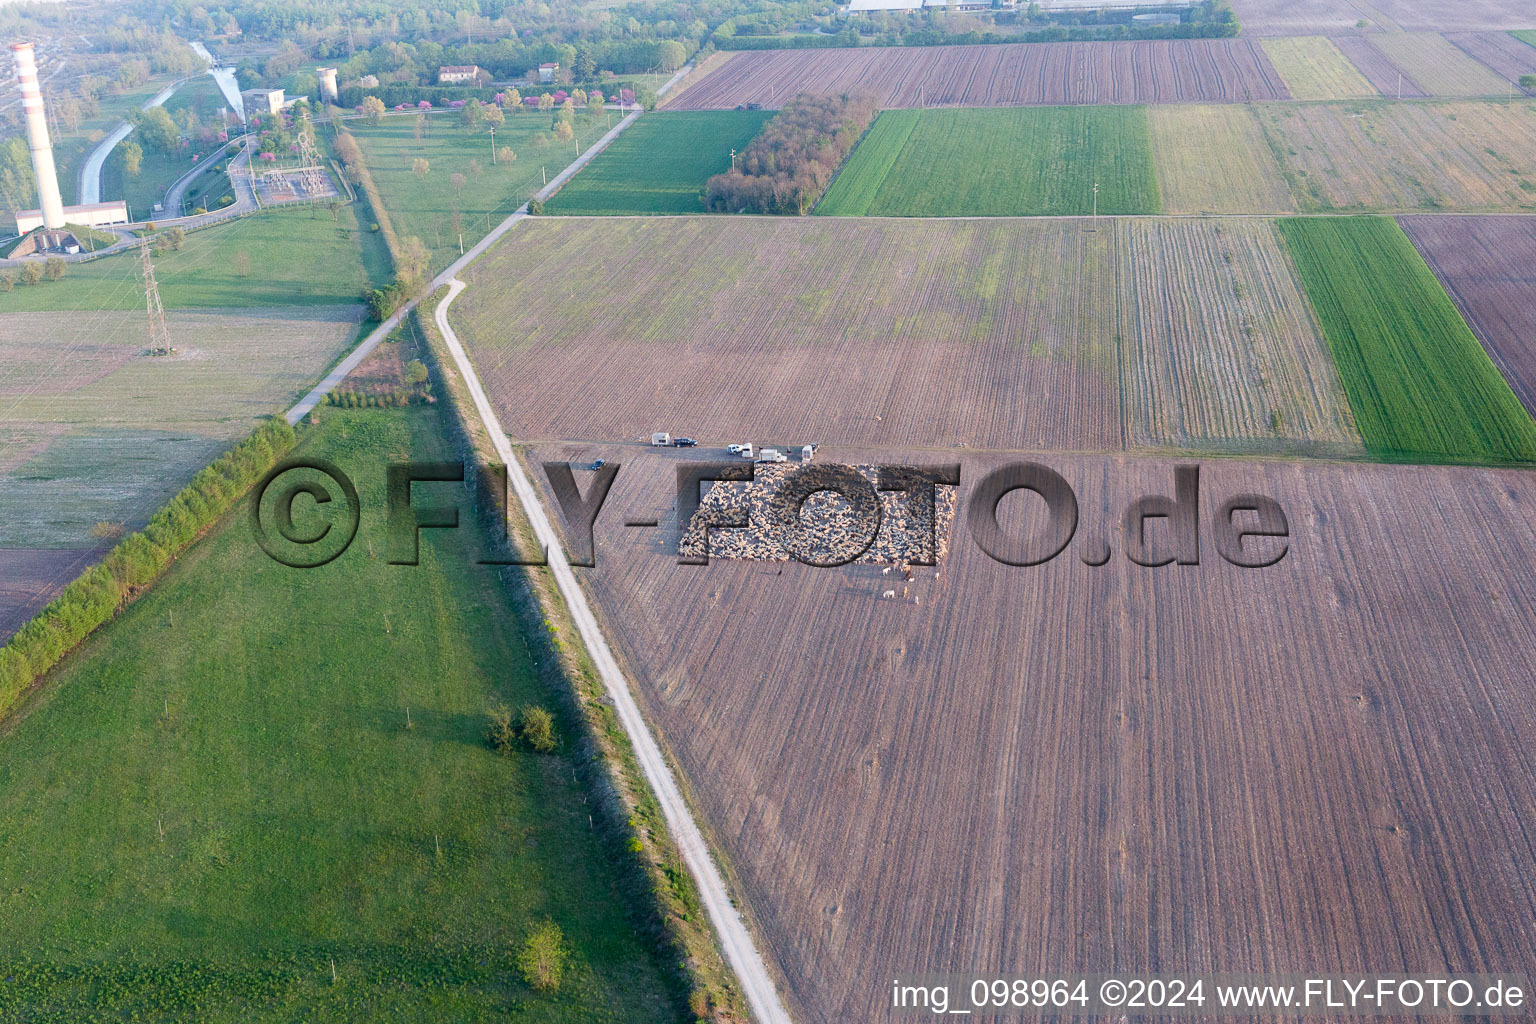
[
  {"x1": 1253, "y1": 100, "x2": 1536, "y2": 211},
  {"x1": 1261, "y1": 36, "x2": 1378, "y2": 98},
  {"x1": 663, "y1": 40, "x2": 1289, "y2": 110},
  {"x1": 1278, "y1": 215, "x2": 1536, "y2": 464},
  {"x1": 1119, "y1": 219, "x2": 1361, "y2": 455},
  {"x1": 1367, "y1": 32, "x2": 1510, "y2": 95},
  {"x1": 817, "y1": 107, "x2": 1161, "y2": 218},
  {"x1": 553, "y1": 443, "x2": 1536, "y2": 1024},
  {"x1": 1444, "y1": 31, "x2": 1536, "y2": 84},
  {"x1": 1149, "y1": 105, "x2": 1297, "y2": 214},
  {"x1": 454, "y1": 216, "x2": 1372, "y2": 462},
  {"x1": 1400, "y1": 215, "x2": 1536, "y2": 417},
  {"x1": 1330, "y1": 34, "x2": 1427, "y2": 97}
]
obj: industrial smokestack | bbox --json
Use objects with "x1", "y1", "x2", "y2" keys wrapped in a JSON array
[
  {"x1": 318, "y1": 67, "x2": 339, "y2": 103},
  {"x1": 10, "y1": 43, "x2": 65, "y2": 230}
]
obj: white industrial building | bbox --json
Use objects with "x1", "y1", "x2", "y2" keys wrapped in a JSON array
[{"x1": 13, "y1": 200, "x2": 128, "y2": 235}]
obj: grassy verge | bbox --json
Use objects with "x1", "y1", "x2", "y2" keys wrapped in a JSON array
[
  {"x1": 412, "y1": 291, "x2": 748, "y2": 1020},
  {"x1": 816, "y1": 106, "x2": 1162, "y2": 217},
  {"x1": 1277, "y1": 215, "x2": 1536, "y2": 464},
  {"x1": 0, "y1": 205, "x2": 386, "y2": 311},
  {"x1": 0, "y1": 405, "x2": 682, "y2": 1022},
  {"x1": 545, "y1": 110, "x2": 774, "y2": 215}
]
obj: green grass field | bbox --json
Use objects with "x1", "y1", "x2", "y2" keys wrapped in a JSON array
[
  {"x1": 544, "y1": 110, "x2": 773, "y2": 215},
  {"x1": 1277, "y1": 216, "x2": 1536, "y2": 464},
  {"x1": 0, "y1": 407, "x2": 681, "y2": 1021},
  {"x1": 0, "y1": 205, "x2": 389, "y2": 312},
  {"x1": 816, "y1": 106, "x2": 1163, "y2": 217},
  {"x1": 1514, "y1": 30, "x2": 1536, "y2": 50},
  {"x1": 345, "y1": 110, "x2": 607, "y2": 274}
]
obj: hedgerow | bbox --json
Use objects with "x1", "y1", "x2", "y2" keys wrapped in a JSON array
[{"x1": 0, "y1": 417, "x2": 296, "y2": 720}]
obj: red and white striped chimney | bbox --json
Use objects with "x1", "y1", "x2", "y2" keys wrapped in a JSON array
[{"x1": 11, "y1": 42, "x2": 66, "y2": 230}]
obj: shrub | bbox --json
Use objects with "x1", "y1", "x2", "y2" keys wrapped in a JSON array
[
  {"x1": 21, "y1": 262, "x2": 43, "y2": 286},
  {"x1": 403, "y1": 359, "x2": 429, "y2": 385},
  {"x1": 518, "y1": 705, "x2": 557, "y2": 752},
  {"x1": 44, "y1": 256, "x2": 66, "y2": 281},
  {"x1": 515, "y1": 920, "x2": 569, "y2": 992},
  {"x1": 486, "y1": 700, "x2": 517, "y2": 754},
  {"x1": 88, "y1": 521, "x2": 126, "y2": 542},
  {"x1": 527, "y1": 197, "x2": 545, "y2": 215}
]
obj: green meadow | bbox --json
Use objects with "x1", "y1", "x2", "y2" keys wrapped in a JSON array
[
  {"x1": 0, "y1": 407, "x2": 681, "y2": 1021},
  {"x1": 817, "y1": 106, "x2": 1163, "y2": 217}
]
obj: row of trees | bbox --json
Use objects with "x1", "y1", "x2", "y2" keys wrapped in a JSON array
[
  {"x1": 0, "y1": 418, "x2": 297, "y2": 721},
  {"x1": 704, "y1": 92, "x2": 877, "y2": 215},
  {"x1": 0, "y1": 257, "x2": 67, "y2": 290}
]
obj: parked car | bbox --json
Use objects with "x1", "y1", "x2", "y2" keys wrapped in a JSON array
[
  {"x1": 592, "y1": 459, "x2": 605, "y2": 470},
  {"x1": 673, "y1": 437, "x2": 697, "y2": 447}
]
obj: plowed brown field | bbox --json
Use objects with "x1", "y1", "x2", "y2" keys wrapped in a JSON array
[
  {"x1": 1330, "y1": 35, "x2": 1427, "y2": 97},
  {"x1": 1401, "y1": 215, "x2": 1536, "y2": 417},
  {"x1": 1445, "y1": 31, "x2": 1536, "y2": 83},
  {"x1": 536, "y1": 444, "x2": 1536, "y2": 1024},
  {"x1": 663, "y1": 40, "x2": 1290, "y2": 110},
  {"x1": 454, "y1": 217, "x2": 1360, "y2": 457},
  {"x1": 0, "y1": 547, "x2": 103, "y2": 641}
]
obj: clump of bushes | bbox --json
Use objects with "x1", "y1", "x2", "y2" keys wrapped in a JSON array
[
  {"x1": 705, "y1": 92, "x2": 878, "y2": 215},
  {"x1": 515, "y1": 920, "x2": 569, "y2": 992},
  {"x1": 0, "y1": 418, "x2": 296, "y2": 720},
  {"x1": 486, "y1": 701, "x2": 558, "y2": 754},
  {"x1": 324, "y1": 388, "x2": 417, "y2": 408}
]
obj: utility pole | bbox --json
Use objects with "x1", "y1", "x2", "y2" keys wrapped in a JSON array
[
  {"x1": 1397, "y1": 72, "x2": 1402, "y2": 101},
  {"x1": 1091, "y1": 182, "x2": 1099, "y2": 230},
  {"x1": 489, "y1": 125, "x2": 496, "y2": 163},
  {"x1": 730, "y1": 147, "x2": 737, "y2": 171}
]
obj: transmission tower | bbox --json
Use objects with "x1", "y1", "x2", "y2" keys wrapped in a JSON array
[{"x1": 139, "y1": 238, "x2": 174, "y2": 356}]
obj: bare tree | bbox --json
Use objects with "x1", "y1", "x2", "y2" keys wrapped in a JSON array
[{"x1": 412, "y1": 158, "x2": 430, "y2": 181}]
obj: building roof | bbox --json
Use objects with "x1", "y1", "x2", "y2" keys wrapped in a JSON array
[
  {"x1": 439, "y1": 64, "x2": 480, "y2": 74},
  {"x1": 539, "y1": 62, "x2": 559, "y2": 68},
  {"x1": 17, "y1": 200, "x2": 128, "y2": 217},
  {"x1": 847, "y1": 0, "x2": 949, "y2": 10}
]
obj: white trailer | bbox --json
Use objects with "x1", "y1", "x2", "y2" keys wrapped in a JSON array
[{"x1": 651, "y1": 431, "x2": 671, "y2": 446}]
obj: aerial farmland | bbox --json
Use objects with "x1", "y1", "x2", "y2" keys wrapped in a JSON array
[
  {"x1": 7, "y1": 3, "x2": 1536, "y2": 1022},
  {"x1": 664, "y1": 39, "x2": 1291, "y2": 111}
]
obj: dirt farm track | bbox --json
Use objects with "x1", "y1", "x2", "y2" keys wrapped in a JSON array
[
  {"x1": 666, "y1": 40, "x2": 1290, "y2": 110},
  {"x1": 534, "y1": 443, "x2": 1536, "y2": 1023}
]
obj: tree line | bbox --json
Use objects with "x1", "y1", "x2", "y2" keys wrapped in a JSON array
[{"x1": 0, "y1": 418, "x2": 298, "y2": 723}]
